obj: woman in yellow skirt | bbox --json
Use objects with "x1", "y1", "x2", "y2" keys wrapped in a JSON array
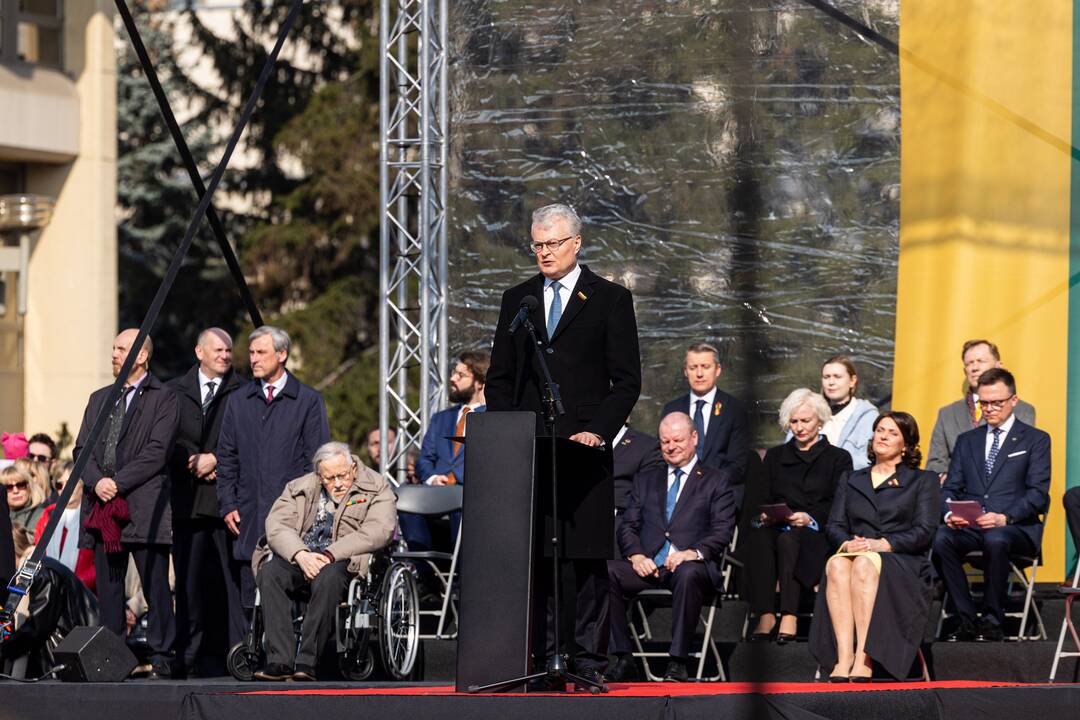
[{"x1": 808, "y1": 411, "x2": 941, "y2": 682}]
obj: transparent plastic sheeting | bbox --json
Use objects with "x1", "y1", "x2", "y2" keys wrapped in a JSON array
[{"x1": 447, "y1": 0, "x2": 900, "y2": 446}]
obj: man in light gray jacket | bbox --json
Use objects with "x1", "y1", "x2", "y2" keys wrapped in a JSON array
[
  {"x1": 926, "y1": 339, "x2": 1035, "y2": 477},
  {"x1": 252, "y1": 441, "x2": 397, "y2": 681}
]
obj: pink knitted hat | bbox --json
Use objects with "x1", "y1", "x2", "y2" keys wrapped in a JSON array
[{"x1": 2, "y1": 432, "x2": 28, "y2": 459}]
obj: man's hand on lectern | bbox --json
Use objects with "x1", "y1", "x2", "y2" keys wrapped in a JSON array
[{"x1": 569, "y1": 431, "x2": 603, "y2": 447}]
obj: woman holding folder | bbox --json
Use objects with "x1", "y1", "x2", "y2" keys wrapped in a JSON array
[
  {"x1": 742, "y1": 389, "x2": 853, "y2": 643},
  {"x1": 808, "y1": 411, "x2": 941, "y2": 681}
]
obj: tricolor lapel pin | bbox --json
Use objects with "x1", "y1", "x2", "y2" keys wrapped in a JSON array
[
  {"x1": 714, "y1": 401, "x2": 722, "y2": 416},
  {"x1": 577, "y1": 291, "x2": 587, "y2": 301}
]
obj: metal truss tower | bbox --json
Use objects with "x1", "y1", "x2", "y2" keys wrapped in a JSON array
[{"x1": 379, "y1": 0, "x2": 449, "y2": 485}]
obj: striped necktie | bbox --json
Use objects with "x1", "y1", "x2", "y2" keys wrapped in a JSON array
[{"x1": 202, "y1": 381, "x2": 217, "y2": 415}]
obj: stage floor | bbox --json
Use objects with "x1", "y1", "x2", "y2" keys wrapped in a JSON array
[{"x1": 2, "y1": 679, "x2": 1079, "y2": 720}]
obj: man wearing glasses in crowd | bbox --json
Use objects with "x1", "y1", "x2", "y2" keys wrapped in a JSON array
[
  {"x1": 933, "y1": 367, "x2": 1051, "y2": 642},
  {"x1": 486, "y1": 202, "x2": 642, "y2": 689}
]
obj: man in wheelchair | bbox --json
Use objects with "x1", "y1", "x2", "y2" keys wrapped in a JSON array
[{"x1": 251, "y1": 441, "x2": 396, "y2": 681}]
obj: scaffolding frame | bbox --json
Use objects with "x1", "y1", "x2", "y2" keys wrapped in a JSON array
[{"x1": 379, "y1": 0, "x2": 449, "y2": 485}]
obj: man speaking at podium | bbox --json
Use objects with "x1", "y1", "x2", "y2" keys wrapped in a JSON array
[{"x1": 486, "y1": 202, "x2": 642, "y2": 686}]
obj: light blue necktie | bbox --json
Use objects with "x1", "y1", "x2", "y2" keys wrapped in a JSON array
[
  {"x1": 653, "y1": 467, "x2": 684, "y2": 566},
  {"x1": 985, "y1": 427, "x2": 1002, "y2": 476},
  {"x1": 546, "y1": 280, "x2": 562, "y2": 338}
]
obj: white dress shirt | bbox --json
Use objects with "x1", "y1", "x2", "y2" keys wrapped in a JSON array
[
  {"x1": 984, "y1": 413, "x2": 1016, "y2": 460},
  {"x1": 261, "y1": 370, "x2": 289, "y2": 401},
  {"x1": 666, "y1": 456, "x2": 703, "y2": 558},
  {"x1": 197, "y1": 369, "x2": 220, "y2": 405},
  {"x1": 689, "y1": 386, "x2": 718, "y2": 437},
  {"x1": 543, "y1": 263, "x2": 582, "y2": 332}
]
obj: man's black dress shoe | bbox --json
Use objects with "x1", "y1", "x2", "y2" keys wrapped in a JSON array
[
  {"x1": 604, "y1": 654, "x2": 640, "y2": 683},
  {"x1": 662, "y1": 659, "x2": 689, "y2": 682},
  {"x1": 254, "y1": 663, "x2": 293, "y2": 681},
  {"x1": 945, "y1": 617, "x2": 977, "y2": 642},
  {"x1": 292, "y1": 664, "x2": 317, "y2": 681},
  {"x1": 975, "y1": 617, "x2": 1004, "y2": 642},
  {"x1": 573, "y1": 668, "x2": 609, "y2": 693},
  {"x1": 145, "y1": 662, "x2": 174, "y2": 680}
]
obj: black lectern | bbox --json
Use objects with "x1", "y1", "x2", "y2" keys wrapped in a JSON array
[{"x1": 454, "y1": 411, "x2": 613, "y2": 693}]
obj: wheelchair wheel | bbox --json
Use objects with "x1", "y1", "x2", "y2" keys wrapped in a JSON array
[
  {"x1": 226, "y1": 642, "x2": 256, "y2": 681},
  {"x1": 378, "y1": 562, "x2": 420, "y2": 680},
  {"x1": 340, "y1": 644, "x2": 376, "y2": 681}
]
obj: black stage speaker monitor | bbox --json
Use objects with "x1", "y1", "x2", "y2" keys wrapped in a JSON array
[{"x1": 52, "y1": 626, "x2": 138, "y2": 682}]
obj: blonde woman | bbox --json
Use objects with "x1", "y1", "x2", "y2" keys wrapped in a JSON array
[
  {"x1": 743, "y1": 389, "x2": 853, "y2": 643},
  {"x1": 4, "y1": 463, "x2": 46, "y2": 530}
]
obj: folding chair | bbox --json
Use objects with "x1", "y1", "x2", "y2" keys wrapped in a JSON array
[
  {"x1": 1049, "y1": 562, "x2": 1080, "y2": 682},
  {"x1": 627, "y1": 546, "x2": 733, "y2": 682},
  {"x1": 391, "y1": 485, "x2": 463, "y2": 639},
  {"x1": 638, "y1": 528, "x2": 740, "y2": 644},
  {"x1": 628, "y1": 588, "x2": 725, "y2": 681}
]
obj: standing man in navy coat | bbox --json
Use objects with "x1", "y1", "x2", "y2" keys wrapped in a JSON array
[
  {"x1": 933, "y1": 368, "x2": 1051, "y2": 642},
  {"x1": 662, "y1": 342, "x2": 749, "y2": 481},
  {"x1": 401, "y1": 349, "x2": 489, "y2": 550},
  {"x1": 216, "y1": 326, "x2": 330, "y2": 606},
  {"x1": 486, "y1": 203, "x2": 642, "y2": 686},
  {"x1": 606, "y1": 412, "x2": 736, "y2": 682}
]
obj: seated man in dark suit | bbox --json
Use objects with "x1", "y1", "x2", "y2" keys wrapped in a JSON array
[
  {"x1": 661, "y1": 342, "x2": 749, "y2": 482},
  {"x1": 1066, "y1": 486, "x2": 1080, "y2": 571},
  {"x1": 606, "y1": 412, "x2": 736, "y2": 683},
  {"x1": 932, "y1": 368, "x2": 1051, "y2": 642}
]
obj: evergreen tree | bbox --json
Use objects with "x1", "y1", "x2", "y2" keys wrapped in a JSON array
[
  {"x1": 117, "y1": 2, "x2": 245, "y2": 378},
  {"x1": 118, "y1": 0, "x2": 384, "y2": 445}
]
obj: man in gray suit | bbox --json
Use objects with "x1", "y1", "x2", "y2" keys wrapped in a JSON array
[{"x1": 926, "y1": 339, "x2": 1035, "y2": 478}]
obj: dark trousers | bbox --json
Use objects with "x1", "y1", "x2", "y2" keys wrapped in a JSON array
[
  {"x1": 932, "y1": 525, "x2": 1036, "y2": 625},
  {"x1": 1065, "y1": 487, "x2": 1080, "y2": 559},
  {"x1": 530, "y1": 558, "x2": 609, "y2": 674},
  {"x1": 398, "y1": 511, "x2": 461, "y2": 552},
  {"x1": 608, "y1": 560, "x2": 713, "y2": 659},
  {"x1": 258, "y1": 556, "x2": 351, "y2": 668},
  {"x1": 173, "y1": 518, "x2": 247, "y2": 667},
  {"x1": 742, "y1": 525, "x2": 813, "y2": 616},
  {"x1": 94, "y1": 542, "x2": 175, "y2": 664}
]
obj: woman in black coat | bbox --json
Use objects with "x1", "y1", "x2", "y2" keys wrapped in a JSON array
[
  {"x1": 809, "y1": 411, "x2": 941, "y2": 681},
  {"x1": 743, "y1": 389, "x2": 854, "y2": 642}
]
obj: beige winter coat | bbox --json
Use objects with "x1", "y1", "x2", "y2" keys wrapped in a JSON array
[{"x1": 253, "y1": 455, "x2": 397, "y2": 577}]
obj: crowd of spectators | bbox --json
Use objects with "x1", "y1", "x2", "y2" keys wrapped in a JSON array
[{"x1": 0, "y1": 331, "x2": 1074, "y2": 684}]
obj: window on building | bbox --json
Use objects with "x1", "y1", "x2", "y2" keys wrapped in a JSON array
[{"x1": 0, "y1": 0, "x2": 63, "y2": 70}]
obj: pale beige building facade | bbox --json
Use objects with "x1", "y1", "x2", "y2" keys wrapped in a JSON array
[{"x1": 0, "y1": 1, "x2": 117, "y2": 448}]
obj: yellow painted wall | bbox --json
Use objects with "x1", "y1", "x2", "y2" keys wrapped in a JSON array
[{"x1": 895, "y1": 3, "x2": 1072, "y2": 579}]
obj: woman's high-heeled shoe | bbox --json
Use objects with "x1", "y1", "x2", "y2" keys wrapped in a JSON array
[
  {"x1": 776, "y1": 632, "x2": 797, "y2": 645},
  {"x1": 749, "y1": 624, "x2": 778, "y2": 642}
]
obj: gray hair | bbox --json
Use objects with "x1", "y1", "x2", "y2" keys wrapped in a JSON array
[
  {"x1": 531, "y1": 203, "x2": 582, "y2": 236},
  {"x1": 197, "y1": 327, "x2": 233, "y2": 348},
  {"x1": 313, "y1": 441, "x2": 355, "y2": 472},
  {"x1": 778, "y1": 388, "x2": 831, "y2": 431},
  {"x1": 249, "y1": 325, "x2": 291, "y2": 355}
]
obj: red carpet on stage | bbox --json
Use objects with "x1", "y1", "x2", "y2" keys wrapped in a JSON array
[{"x1": 236, "y1": 679, "x2": 1035, "y2": 697}]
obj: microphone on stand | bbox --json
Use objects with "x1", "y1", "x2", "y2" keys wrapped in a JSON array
[{"x1": 508, "y1": 295, "x2": 539, "y2": 334}]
